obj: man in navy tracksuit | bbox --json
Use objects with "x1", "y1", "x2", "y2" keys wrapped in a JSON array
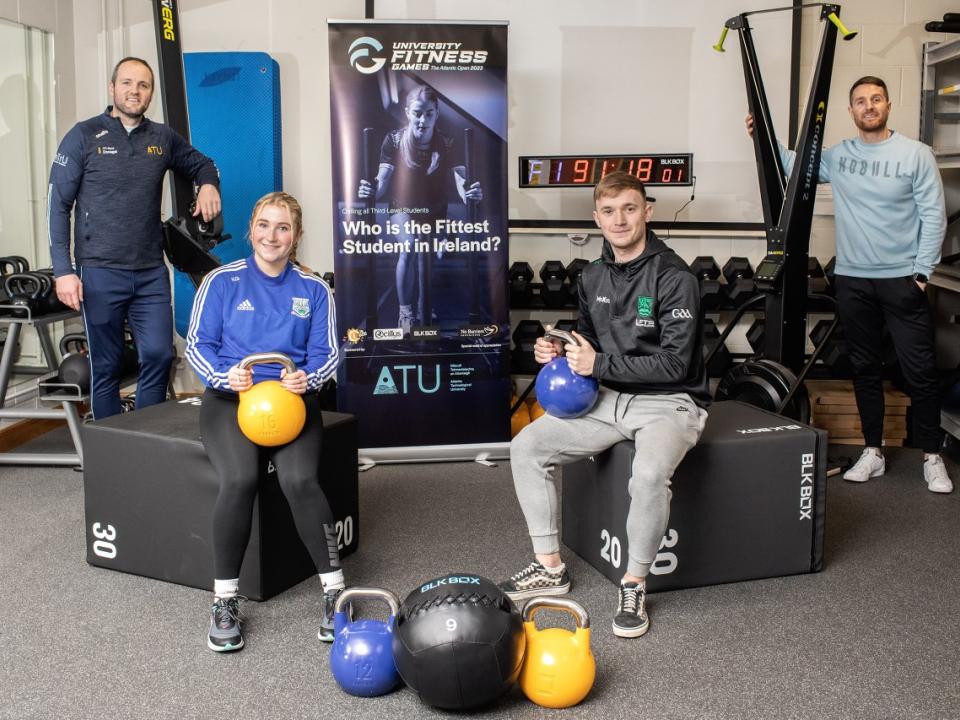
[{"x1": 47, "y1": 57, "x2": 221, "y2": 419}]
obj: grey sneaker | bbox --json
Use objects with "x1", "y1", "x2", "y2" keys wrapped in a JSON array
[
  {"x1": 924, "y1": 455, "x2": 954, "y2": 493},
  {"x1": 207, "y1": 596, "x2": 245, "y2": 652},
  {"x1": 498, "y1": 560, "x2": 571, "y2": 602},
  {"x1": 612, "y1": 582, "x2": 649, "y2": 638},
  {"x1": 843, "y1": 448, "x2": 885, "y2": 483},
  {"x1": 317, "y1": 588, "x2": 345, "y2": 643}
]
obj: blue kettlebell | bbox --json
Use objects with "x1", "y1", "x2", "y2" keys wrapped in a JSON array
[
  {"x1": 330, "y1": 587, "x2": 402, "y2": 697},
  {"x1": 534, "y1": 329, "x2": 600, "y2": 419}
]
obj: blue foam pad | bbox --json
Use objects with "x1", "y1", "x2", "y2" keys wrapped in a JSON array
[{"x1": 175, "y1": 52, "x2": 282, "y2": 337}]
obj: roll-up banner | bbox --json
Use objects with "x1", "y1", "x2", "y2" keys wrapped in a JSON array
[{"x1": 328, "y1": 20, "x2": 510, "y2": 459}]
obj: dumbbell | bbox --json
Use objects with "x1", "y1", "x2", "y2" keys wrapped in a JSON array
[
  {"x1": 553, "y1": 318, "x2": 578, "y2": 334},
  {"x1": 58, "y1": 333, "x2": 91, "y2": 392},
  {"x1": 722, "y1": 257, "x2": 756, "y2": 308},
  {"x1": 746, "y1": 318, "x2": 765, "y2": 356},
  {"x1": 565, "y1": 259, "x2": 589, "y2": 307},
  {"x1": 808, "y1": 257, "x2": 829, "y2": 294},
  {"x1": 540, "y1": 261, "x2": 568, "y2": 308},
  {"x1": 509, "y1": 262, "x2": 536, "y2": 308},
  {"x1": 824, "y1": 256, "x2": 836, "y2": 294},
  {"x1": 512, "y1": 320, "x2": 545, "y2": 374},
  {"x1": 809, "y1": 319, "x2": 852, "y2": 376},
  {"x1": 321, "y1": 271, "x2": 334, "y2": 290},
  {"x1": 703, "y1": 318, "x2": 733, "y2": 377},
  {"x1": 691, "y1": 257, "x2": 724, "y2": 311}
]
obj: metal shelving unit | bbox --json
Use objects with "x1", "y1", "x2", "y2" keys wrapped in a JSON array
[
  {"x1": 922, "y1": 37, "x2": 960, "y2": 442},
  {"x1": 0, "y1": 307, "x2": 85, "y2": 467}
]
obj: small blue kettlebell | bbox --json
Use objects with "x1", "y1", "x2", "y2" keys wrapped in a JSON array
[
  {"x1": 534, "y1": 329, "x2": 600, "y2": 418},
  {"x1": 330, "y1": 587, "x2": 402, "y2": 697}
]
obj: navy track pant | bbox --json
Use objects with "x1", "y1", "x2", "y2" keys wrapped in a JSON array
[{"x1": 79, "y1": 265, "x2": 173, "y2": 419}]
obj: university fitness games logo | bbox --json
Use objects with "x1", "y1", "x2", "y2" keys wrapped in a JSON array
[
  {"x1": 346, "y1": 34, "x2": 489, "y2": 74},
  {"x1": 348, "y1": 36, "x2": 386, "y2": 74}
]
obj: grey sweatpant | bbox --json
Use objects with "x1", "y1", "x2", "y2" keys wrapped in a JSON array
[{"x1": 511, "y1": 388, "x2": 707, "y2": 578}]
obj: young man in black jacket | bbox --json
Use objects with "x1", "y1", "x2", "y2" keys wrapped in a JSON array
[{"x1": 500, "y1": 171, "x2": 710, "y2": 638}]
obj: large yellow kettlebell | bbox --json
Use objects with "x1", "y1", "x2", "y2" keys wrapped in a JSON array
[
  {"x1": 519, "y1": 597, "x2": 595, "y2": 709},
  {"x1": 236, "y1": 352, "x2": 306, "y2": 446}
]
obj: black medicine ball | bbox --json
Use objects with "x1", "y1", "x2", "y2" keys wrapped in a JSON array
[{"x1": 392, "y1": 572, "x2": 525, "y2": 710}]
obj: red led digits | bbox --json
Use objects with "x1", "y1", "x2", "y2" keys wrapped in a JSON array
[
  {"x1": 519, "y1": 154, "x2": 692, "y2": 188},
  {"x1": 634, "y1": 157, "x2": 652, "y2": 182},
  {"x1": 572, "y1": 158, "x2": 593, "y2": 184},
  {"x1": 600, "y1": 158, "x2": 619, "y2": 179}
]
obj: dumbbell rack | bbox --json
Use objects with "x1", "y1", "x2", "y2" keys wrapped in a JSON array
[{"x1": 0, "y1": 306, "x2": 85, "y2": 467}]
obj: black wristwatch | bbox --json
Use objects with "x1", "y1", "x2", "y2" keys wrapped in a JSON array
[{"x1": 913, "y1": 272, "x2": 929, "y2": 284}]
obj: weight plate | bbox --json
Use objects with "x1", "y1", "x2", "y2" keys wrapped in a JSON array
[{"x1": 715, "y1": 359, "x2": 810, "y2": 424}]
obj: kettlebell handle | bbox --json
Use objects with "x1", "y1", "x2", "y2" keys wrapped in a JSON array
[
  {"x1": 522, "y1": 596, "x2": 591, "y2": 629},
  {"x1": 59, "y1": 332, "x2": 88, "y2": 356},
  {"x1": 544, "y1": 328, "x2": 579, "y2": 347},
  {"x1": 237, "y1": 352, "x2": 297, "y2": 373},
  {"x1": 4, "y1": 272, "x2": 42, "y2": 298},
  {"x1": 335, "y1": 586, "x2": 400, "y2": 616}
]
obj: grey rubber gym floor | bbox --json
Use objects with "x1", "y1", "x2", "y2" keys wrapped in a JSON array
[{"x1": 1, "y1": 433, "x2": 958, "y2": 719}]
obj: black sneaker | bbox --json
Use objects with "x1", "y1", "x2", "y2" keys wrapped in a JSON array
[
  {"x1": 207, "y1": 596, "x2": 245, "y2": 652},
  {"x1": 498, "y1": 560, "x2": 571, "y2": 602},
  {"x1": 317, "y1": 588, "x2": 345, "y2": 643},
  {"x1": 612, "y1": 582, "x2": 649, "y2": 638}
]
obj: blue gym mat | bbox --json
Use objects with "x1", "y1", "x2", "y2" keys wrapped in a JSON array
[{"x1": 175, "y1": 51, "x2": 282, "y2": 337}]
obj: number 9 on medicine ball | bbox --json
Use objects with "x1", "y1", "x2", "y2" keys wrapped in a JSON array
[{"x1": 392, "y1": 573, "x2": 526, "y2": 710}]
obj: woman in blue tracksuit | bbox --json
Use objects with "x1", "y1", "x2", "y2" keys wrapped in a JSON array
[{"x1": 185, "y1": 192, "x2": 344, "y2": 652}]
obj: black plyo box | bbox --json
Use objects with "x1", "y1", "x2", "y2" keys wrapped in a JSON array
[
  {"x1": 562, "y1": 401, "x2": 827, "y2": 591},
  {"x1": 82, "y1": 398, "x2": 358, "y2": 600}
]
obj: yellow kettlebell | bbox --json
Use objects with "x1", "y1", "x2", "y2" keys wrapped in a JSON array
[
  {"x1": 511, "y1": 395, "x2": 531, "y2": 437},
  {"x1": 236, "y1": 352, "x2": 306, "y2": 446},
  {"x1": 528, "y1": 399, "x2": 546, "y2": 421},
  {"x1": 519, "y1": 597, "x2": 595, "y2": 709}
]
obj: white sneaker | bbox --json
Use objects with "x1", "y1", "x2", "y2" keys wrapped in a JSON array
[
  {"x1": 924, "y1": 455, "x2": 954, "y2": 494},
  {"x1": 843, "y1": 448, "x2": 885, "y2": 483}
]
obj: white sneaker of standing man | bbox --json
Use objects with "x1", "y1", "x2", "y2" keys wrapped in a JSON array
[
  {"x1": 843, "y1": 447, "x2": 885, "y2": 483},
  {"x1": 923, "y1": 454, "x2": 954, "y2": 494}
]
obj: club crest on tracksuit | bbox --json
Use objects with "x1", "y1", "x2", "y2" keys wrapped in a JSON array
[
  {"x1": 636, "y1": 295, "x2": 656, "y2": 328},
  {"x1": 291, "y1": 297, "x2": 311, "y2": 318},
  {"x1": 636, "y1": 295, "x2": 654, "y2": 317}
]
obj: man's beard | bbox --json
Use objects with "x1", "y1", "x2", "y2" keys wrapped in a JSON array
[
  {"x1": 115, "y1": 96, "x2": 146, "y2": 119},
  {"x1": 854, "y1": 112, "x2": 887, "y2": 133}
]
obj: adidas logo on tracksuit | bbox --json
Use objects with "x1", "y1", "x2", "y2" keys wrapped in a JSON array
[{"x1": 236, "y1": 299, "x2": 255, "y2": 311}]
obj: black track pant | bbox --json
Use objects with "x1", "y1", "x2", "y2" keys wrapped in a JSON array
[
  {"x1": 200, "y1": 388, "x2": 340, "y2": 578},
  {"x1": 834, "y1": 275, "x2": 943, "y2": 453}
]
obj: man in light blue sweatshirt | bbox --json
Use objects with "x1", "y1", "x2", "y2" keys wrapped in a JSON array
[{"x1": 751, "y1": 75, "x2": 953, "y2": 493}]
